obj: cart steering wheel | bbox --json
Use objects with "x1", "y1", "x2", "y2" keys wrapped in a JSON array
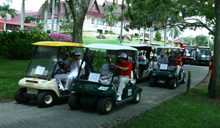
[{"x1": 57, "y1": 61, "x2": 68, "y2": 72}]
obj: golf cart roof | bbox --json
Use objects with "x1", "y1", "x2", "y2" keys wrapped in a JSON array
[
  {"x1": 148, "y1": 43, "x2": 160, "y2": 46},
  {"x1": 32, "y1": 41, "x2": 84, "y2": 47},
  {"x1": 120, "y1": 43, "x2": 152, "y2": 51},
  {"x1": 155, "y1": 46, "x2": 183, "y2": 50},
  {"x1": 85, "y1": 44, "x2": 138, "y2": 51},
  {"x1": 198, "y1": 46, "x2": 210, "y2": 49}
]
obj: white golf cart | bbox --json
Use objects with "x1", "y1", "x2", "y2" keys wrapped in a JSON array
[
  {"x1": 15, "y1": 41, "x2": 84, "y2": 107},
  {"x1": 120, "y1": 43, "x2": 153, "y2": 82}
]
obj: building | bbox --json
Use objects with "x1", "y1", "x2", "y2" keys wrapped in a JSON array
[{"x1": 10, "y1": 0, "x2": 135, "y2": 35}]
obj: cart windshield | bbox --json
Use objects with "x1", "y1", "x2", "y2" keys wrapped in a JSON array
[{"x1": 26, "y1": 46, "x2": 59, "y2": 79}]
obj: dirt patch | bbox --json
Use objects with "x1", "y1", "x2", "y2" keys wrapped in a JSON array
[{"x1": 194, "y1": 71, "x2": 210, "y2": 89}]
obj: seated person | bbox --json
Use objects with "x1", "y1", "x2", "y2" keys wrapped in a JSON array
[
  {"x1": 138, "y1": 51, "x2": 148, "y2": 76},
  {"x1": 55, "y1": 51, "x2": 82, "y2": 94},
  {"x1": 54, "y1": 51, "x2": 70, "y2": 74},
  {"x1": 157, "y1": 52, "x2": 169, "y2": 68},
  {"x1": 113, "y1": 53, "x2": 132, "y2": 102},
  {"x1": 100, "y1": 54, "x2": 114, "y2": 79}
]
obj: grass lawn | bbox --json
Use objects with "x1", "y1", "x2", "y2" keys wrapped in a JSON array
[
  {"x1": 114, "y1": 88, "x2": 220, "y2": 128},
  {"x1": 0, "y1": 56, "x2": 29, "y2": 100},
  {"x1": 83, "y1": 35, "x2": 139, "y2": 44}
]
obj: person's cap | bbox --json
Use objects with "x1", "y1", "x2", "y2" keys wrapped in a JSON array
[
  {"x1": 74, "y1": 51, "x2": 81, "y2": 56},
  {"x1": 64, "y1": 51, "x2": 69, "y2": 56},
  {"x1": 118, "y1": 53, "x2": 127, "y2": 58},
  {"x1": 105, "y1": 54, "x2": 111, "y2": 58},
  {"x1": 138, "y1": 50, "x2": 142, "y2": 54},
  {"x1": 71, "y1": 50, "x2": 75, "y2": 54},
  {"x1": 160, "y1": 52, "x2": 164, "y2": 56}
]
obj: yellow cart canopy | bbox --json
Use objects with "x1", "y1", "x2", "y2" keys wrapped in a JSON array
[{"x1": 32, "y1": 41, "x2": 84, "y2": 47}]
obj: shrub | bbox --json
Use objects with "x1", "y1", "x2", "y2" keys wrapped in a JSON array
[
  {"x1": 154, "y1": 31, "x2": 162, "y2": 41},
  {"x1": 0, "y1": 30, "x2": 49, "y2": 59},
  {"x1": 49, "y1": 33, "x2": 72, "y2": 42}
]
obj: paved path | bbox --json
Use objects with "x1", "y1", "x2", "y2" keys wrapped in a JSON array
[{"x1": 0, "y1": 65, "x2": 208, "y2": 128}]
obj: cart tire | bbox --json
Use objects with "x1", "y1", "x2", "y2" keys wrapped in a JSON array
[
  {"x1": 97, "y1": 97, "x2": 113, "y2": 115},
  {"x1": 15, "y1": 88, "x2": 30, "y2": 103},
  {"x1": 37, "y1": 91, "x2": 56, "y2": 107},
  {"x1": 68, "y1": 94, "x2": 80, "y2": 110},
  {"x1": 149, "y1": 78, "x2": 156, "y2": 87},
  {"x1": 131, "y1": 90, "x2": 141, "y2": 104},
  {"x1": 169, "y1": 79, "x2": 177, "y2": 89}
]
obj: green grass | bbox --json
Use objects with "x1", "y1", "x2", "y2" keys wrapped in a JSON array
[
  {"x1": 83, "y1": 36, "x2": 139, "y2": 45},
  {"x1": 0, "y1": 56, "x2": 29, "y2": 99},
  {"x1": 114, "y1": 88, "x2": 220, "y2": 128}
]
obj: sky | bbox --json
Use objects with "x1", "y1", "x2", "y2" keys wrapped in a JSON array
[{"x1": 1, "y1": 0, "x2": 209, "y2": 37}]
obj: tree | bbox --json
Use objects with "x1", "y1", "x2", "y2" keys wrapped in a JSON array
[
  {"x1": 102, "y1": 4, "x2": 119, "y2": 34},
  {"x1": 42, "y1": 0, "x2": 49, "y2": 32},
  {"x1": 195, "y1": 35, "x2": 208, "y2": 47},
  {"x1": 211, "y1": 0, "x2": 220, "y2": 99},
  {"x1": 66, "y1": 0, "x2": 90, "y2": 43},
  {"x1": 24, "y1": 15, "x2": 36, "y2": 23},
  {"x1": 0, "y1": 4, "x2": 17, "y2": 31},
  {"x1": 168, "y1": 26, "x2": 182, "y2": 45},
  {"x1": 51, "y1": 0, "x2": 55, "y2": 33},
  {"x1": 182, "y1": 37, "x2": 195, "y2": 45},
  {"x1": 20, "y1": 0, "x2": 25, "y2": 30},
  {"x1": 56, "y1": 0, "x2": 61, "y2": 33},
  {"x1": 154, "y1": 31, "x2": 161, "y2": 41}
]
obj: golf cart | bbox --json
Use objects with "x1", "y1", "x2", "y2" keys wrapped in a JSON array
[
  {"x1": 68, "y1": 44, "x2": 142, "y2": 115},
  {"x1": 15, "y1": 41, "x2": 84, "y2": 107},
  {"x1": 182, "y1": 45, "x2": 196, "y2": 65},
  {"x1": 195, "y1": 46, "x2": 211, "y2": 66},
  {"x1": 121, "y1": 43, "x2": 153, "y2": 82},
  {"x1": 149, "y1": 46, "x2": 186, "y2": 89}
]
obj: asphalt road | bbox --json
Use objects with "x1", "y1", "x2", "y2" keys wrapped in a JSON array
[{"x1": 0, "y1": 65, "x2": 208, "y2": 128}]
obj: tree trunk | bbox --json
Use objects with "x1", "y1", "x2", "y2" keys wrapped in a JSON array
[
  {"x1": 4, "y1": 17, "x2": 6, "y2": 31},
  {"x1": 211, "y1": 0, "x2": 220, "y2": 99},
  {"x1": 143, "y1": 27, "x2": 146, "y2": 44},
  {"x1": 138, "y1": 29, "x2": 141, "y2": 43},
  {"x1": 20, "y1": 0, "x2": 25, "y2": 30},
  {"x1": 119, "y1": 0, "x2": 125, "y2": 44},
  {"x1": 43, "y1": 3, "x2": 48, "y2": 32},
  {"x1": 51, "y1": 0, "x2": 55, "y2": 34},
  {"x1": 164, "y1": 26, "x2": 167, "y2": 46},
  {"x1": 56, "y1": 8, "x2": 61, "y2": 33},
  {"x1": 171, "y1": 28, "x2": 174, "y2": 46},
  {"x1": 68, "y1": 0, "x2": 90, "y2": 43},
  {"x1": 150, "y1": 27, "x2": 154, "y2": 44}
]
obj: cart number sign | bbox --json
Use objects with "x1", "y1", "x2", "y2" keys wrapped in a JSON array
[
  {"x1": 160, "y1": 64, "x2": 168, "y2": 70},
  {"x1": 35, "y1": 66, "x2": 45, "y2": 75},
  {"x1": 128, "y1": 89, "x2": 132, "y2": 96},
  {"x1": 88, "y1": 72, "x2": 100, "y2": 83}
]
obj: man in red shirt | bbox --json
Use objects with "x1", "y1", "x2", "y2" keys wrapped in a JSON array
[
  {"x1": 180, "y1": 43, "x2": 186, "y2": 56},
  {"x1": 208, "y1": 56, "x2": 214, "y2": 97},
  {"x1": 114, "y1": 53, "x2": 132, "y2": 101}
]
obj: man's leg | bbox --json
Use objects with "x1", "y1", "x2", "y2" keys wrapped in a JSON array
[
  {"x1": 116, "y1": 76, "x2": 130, "y2": 101},
  {"x1": 54, "y1": 74, "x2": 68, "y2": 91},
  {"x1": 65, "y1": 72, "x2": 78, "y2": 91}
]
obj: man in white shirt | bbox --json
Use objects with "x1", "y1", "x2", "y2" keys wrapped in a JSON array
[
  {"x1": 54, "y1": 51, "x2": 70, "y2": 74},
  {"x1": 157, "y1": 52, "x2": 169, "y2": 68},
  {"x1": 55, "y1": 51, "x2": 82, "y2": 94},
  {"x1": 100, "y1": 54, "x2": 113, "y2": 78}
]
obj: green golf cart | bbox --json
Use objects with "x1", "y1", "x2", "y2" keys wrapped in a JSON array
[
  {"x1": 68, "y1": 44, "x2": 142, "y2": 115},
  {"x1": 15, "y1": 41, "x2": 84, "y2": 107},
  {"x1": 149, "y1": 46, "x2": 186, "y2": 89}
]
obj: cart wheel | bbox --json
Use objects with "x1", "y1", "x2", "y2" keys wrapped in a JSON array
[
  {"x1": 149, "y1": 78, "x2": 156, "y2": 87},
  {"x1": 68, "y1": 94, "x2": 80, "y2": 110},
  {"x1": 97, "y1": 97, "x2": 113, "y2": 115},
  {"x1": 169, "y1": 79, "x2": 177, "y2": 89},
  {"x1": 37, "y1": 91, "x2": 56, "y2": 107},
  {"x1": 15, "y1": 88, "x2": 30, "y2": 103},
  {"x1": 131, "y1": 90, "x2": 141, "y2": 104}
]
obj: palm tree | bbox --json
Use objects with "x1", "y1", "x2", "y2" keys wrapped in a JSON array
[
  {"x1": 56, "y1": 0, "x2": 61, "y2": 33},
  {"x1": 51, "y1": 0, "x2": 55, "y2": 33},
  {"x1": 0, "y1": 4, "x2": 17, "y2": 31},
  {"x1": 41, "y1": 0, "x2": 49, "y2": 32},
  {"x1": 21, "y1": 0, "x2": 25, "y2": 30},
  {"x1": 168, "y1": 26, "x2": 181, "y2": 46},
  {"x1": 102, "y1": 4, "x2": 119, "y2": 34}
]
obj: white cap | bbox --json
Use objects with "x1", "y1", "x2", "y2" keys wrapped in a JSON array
[
  {"x1": 118, "y1": 53, "x2": 127, "y2": 58},
  {"x1": 71, "y1": 50, "x2": 75, "y2": 54},
  {"x1": 64, "y1": 51, "x2": 69, "y2": 56},
  {"x1": 74, "y1": 51, "x2": 81, "y2": 56}
]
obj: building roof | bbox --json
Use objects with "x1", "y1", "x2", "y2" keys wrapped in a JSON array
[{"x1": 0, "y1": 19, "x2": 36, "y2": 27}]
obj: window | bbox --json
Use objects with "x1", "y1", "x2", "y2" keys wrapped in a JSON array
[{"x1": 91, "y1": 18, "x2": 95, "y2": 24}]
